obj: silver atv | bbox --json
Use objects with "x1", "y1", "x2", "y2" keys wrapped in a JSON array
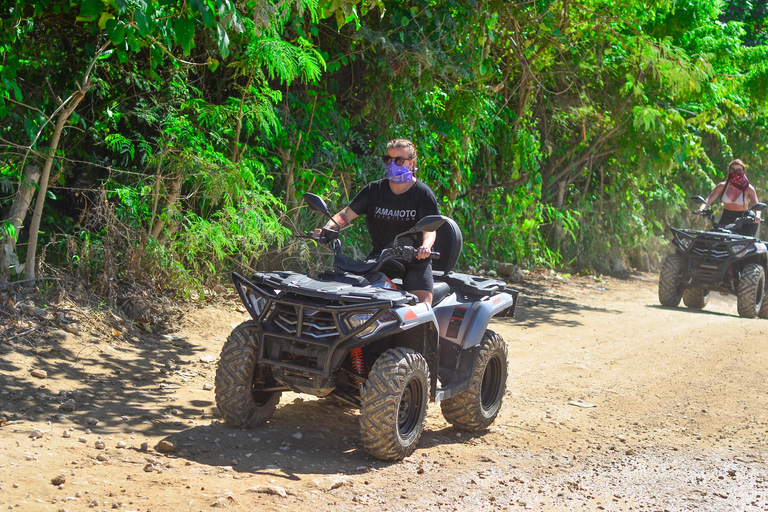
[{"x1": 214, "y1": 193, "x2": 518, "y2": 460}]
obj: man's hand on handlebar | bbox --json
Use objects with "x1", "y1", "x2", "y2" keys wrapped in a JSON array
[
  {"x1": 415, "y1": 245, "x2": 433, "y2": 260},
  {"x1": 302, "y1": 227, "x2": 339, "y2": 243}
]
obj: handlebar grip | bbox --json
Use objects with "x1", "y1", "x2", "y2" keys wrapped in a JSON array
[{"x1": 430, "y1": 251, "x2": 441, "y2": 260}]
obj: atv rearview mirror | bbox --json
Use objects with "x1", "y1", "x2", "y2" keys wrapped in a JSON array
[
  {"x1": 396, "y1": 216, "x2": 447, "y2": 240},
  {"x1": 413, "y1": 215, "x2": 447, "y2": 234},
  {"x1": 752, "y1": 203, "x2": 767, "y2": 211},
  {"x1": 690, "y1": 195, "x2": 709, "y2": 207},
  {"x1": 303, "y1": 193, "x2": 333, "y2": 218}
]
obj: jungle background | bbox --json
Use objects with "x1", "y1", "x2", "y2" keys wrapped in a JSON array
[{"x1": 2, "y1": 0, "x2": 767, "y2": 299}]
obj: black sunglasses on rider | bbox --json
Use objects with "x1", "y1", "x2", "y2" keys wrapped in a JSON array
[
  {"x1": 382, "y1": 155, "x2": 411, "y2": 166},
  {"x1": 730, "y1": 166, "x2": 745, "y2": 173}
]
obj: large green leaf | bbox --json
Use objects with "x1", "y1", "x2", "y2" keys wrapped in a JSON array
[
  {"x1": 175, "y1": 18, "x2": 196, "y2": 56},
  {"x1": 217, "y1": 23, "x2": 230, "y2": 58},
  {"x1": 190, "y1": 0, "x2": 215, "y2": 28},
  {"x1": 105, "y1": 19, "x2": 126, "y2": 44},
  {"x1": 78, "y1": 0, "x2": 104, "y2": 21}
]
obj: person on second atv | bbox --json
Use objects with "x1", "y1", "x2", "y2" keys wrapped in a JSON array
[
  {"x1": 699, "y1": 159, "x2": 761, "y2": 236},
  {"x1": 314, "y1": 138, "x2": 441, "y2": 305}
]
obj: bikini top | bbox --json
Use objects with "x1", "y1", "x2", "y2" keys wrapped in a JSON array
[{"x1": 721, "y1": 182, "x2": 749, "y2": 207}]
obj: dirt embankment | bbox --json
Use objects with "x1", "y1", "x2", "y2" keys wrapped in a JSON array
[{"x1": 1, "y1": 272, "x2": 767, "y2": 511}]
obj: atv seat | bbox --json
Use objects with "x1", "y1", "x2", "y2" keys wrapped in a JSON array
[
  {"x1": 432, "y1": 281, "x2": 451, "y2": 305},
  {"x1": 432, "y1": 217, "x2": 463, "y2": 274}
]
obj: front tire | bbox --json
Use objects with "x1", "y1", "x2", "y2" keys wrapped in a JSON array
[
  {"x1": 215, "y1": 321, "x2": 281, "y2": 428},
  {"x1": 658, "y1": 254, "x2": 684, "y2": 307},
  {"x1": 682, "y1": 288, "x2": 710, "y2": 310},
  {"x1": 737, "y1": 264, "x2": 765, "y2": 318},
  {"x1": 359, "y1": 348, "x2": 430, "y2": 461},
  {"x1": 441, "y1": 330, "x2": 508, "y2": 431}
]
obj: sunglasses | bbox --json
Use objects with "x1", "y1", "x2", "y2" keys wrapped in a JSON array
[
  {"x1": 730, "y1": 166, "x2": 745, "y2": 173},
  {"x1": 382, "y1": 155, "x2": 411, "y2": 166}
]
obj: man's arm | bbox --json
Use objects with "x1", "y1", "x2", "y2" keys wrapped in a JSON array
[
  {"x1": 416, "y1": 230, "x2": 436, "y2": 260},
  {"x1": 313, "y1": 207, "x2": 359, "y2": 236},
  {"x1": 323, "y1": 207, "x2": 359, "y2": 230}
]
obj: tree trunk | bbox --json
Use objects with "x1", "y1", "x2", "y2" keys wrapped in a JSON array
[
  {"x1": 24, "y1": 83, "x2": 90, "y2": 282},
  {"x1": 0, "y1": 166, "x2": 42, "y2": 282},
  {"x1": 151, "y1": 172, "x2": 184, "y2": 241},
  {"x1": 148, "y1": 156, "x2": 164, "y2": 237},
  {"x1": 554, "y1": 180, "x2": 567, "y2": 246},
  {"x1": 231, "y1": 75, "x2": 253, "y2": 164},
  {"x1": 340, "y1": 171, "x2": 353, "y2": 203},
  {"x1": 278, "y1": 144, "x2": 297, "y2": 214}
]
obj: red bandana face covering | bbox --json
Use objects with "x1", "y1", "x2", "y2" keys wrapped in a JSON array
[{"x1": 729, "y1": 171, "x2": 750, "y2": 192}]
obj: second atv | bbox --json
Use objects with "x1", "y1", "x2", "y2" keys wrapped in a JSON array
[{"x1": 658, "y1": 195, "x2": 768, "y2": 318}]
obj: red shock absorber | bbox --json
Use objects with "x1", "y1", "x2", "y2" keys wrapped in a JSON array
[{"x1": 350, "y1": 348, "x2": 367, "y2": 377}]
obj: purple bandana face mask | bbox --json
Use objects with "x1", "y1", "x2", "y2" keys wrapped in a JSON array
[{"x1": 386, "y1": 162, "x2": 413, "y2": 184}]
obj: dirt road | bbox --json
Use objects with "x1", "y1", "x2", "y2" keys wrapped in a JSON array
[{"x1": 1, "y1": 272, "x2": 767, "y2": 511}]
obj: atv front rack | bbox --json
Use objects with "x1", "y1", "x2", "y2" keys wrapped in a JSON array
[{"x1": 233, "y1": 272, "x2": 412, "y2": 390}]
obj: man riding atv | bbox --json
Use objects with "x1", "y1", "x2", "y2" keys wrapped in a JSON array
[{"x1": 315, "y1": 138, "x2": 440, "y2": 304}]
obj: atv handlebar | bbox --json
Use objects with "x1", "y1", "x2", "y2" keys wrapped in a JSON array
[
  {"x1": 371, "y1": 246, "x2": 440, "y2": 273},
  {"x1": 297, "y1": 228, "x2": 341, "y2": 245}
]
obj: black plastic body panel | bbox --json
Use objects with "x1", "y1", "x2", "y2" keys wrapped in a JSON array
[{"x1": 669, "y1": 227, "x2": 768, "y2": 294}]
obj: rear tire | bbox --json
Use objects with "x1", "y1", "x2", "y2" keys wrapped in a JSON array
[
  {"x1": 441, "y1": 330, "x2": 508, "y2": 431},
  {"x1": 682, "y1": 288, "x2": 709, "y2": 310},
  {"x1": 215, "y1": 321, "x2": 281, "y2": 428},
  {"x1": 759, "y1": 286, "x2": 768, "y2": 319},
  {"x1": 359, "y1": 348, "x2": 430, "y2": 461},
  {"x1": 737, "y1": 264, "x2": 765, "y2": 318},
  {"x1": 658, "y1": 254, "x2": 684, "y2": 307}
]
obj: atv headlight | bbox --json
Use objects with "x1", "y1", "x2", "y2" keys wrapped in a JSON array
[
  {"x1": 674, "y1": 232, "x2": 695, "y2": 251},
  {"x1": 344, "y1": 311, "x2": 398, "y2": 337},
  {"x1": 730, "y1": 243, "x2": 748, "y2": 255},
  {"x1": 247, "y1": 293, "x2": 267, "y2": 315}
]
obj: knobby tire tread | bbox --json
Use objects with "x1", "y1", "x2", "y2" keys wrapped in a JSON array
[
  {"x1": 359, "y1": 348, "x2": 430, "y2": 461},
  {"x1": 658, "y1": 254, "x2": 683, "y2": 307},
  {"x1": 682, "y1": 288, "x2": 709, "y2": 309},
  {"x1": 737, "y1": 264, "x2": 765, "y2": 319},
  {"x1": 440, "y1": 330, "x2": 508, "y2": 431},
  {"x1": 214, "y1": 321, "x2": 281, "y2": 428}
]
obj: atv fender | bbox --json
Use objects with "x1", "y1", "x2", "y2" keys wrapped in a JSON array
[
  {"x1": 461, "y1": 292, "x2": 516, "y2": 349},
  {"x1": 389, "y1": 302, "x2": 441, "y2": 393},
  {"x1": 393, "y1": 301, "x2": 439, "y2": 333},
  {"x1": 434, "y1": 343, "x2": 482, "y2": 404}
]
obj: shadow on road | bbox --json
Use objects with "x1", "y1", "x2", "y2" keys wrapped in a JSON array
[
  {"x1": 157, "y1": 398, "x2": 495, "y2": 480},
  {"x1": 499, "y1": 280, "x2": 621, "y2": 329},
  {"x1": 648, "y1": 304, "x2": 737, "y2": 318},
  {"x1": 0, "y1": 330, "x2": 215, "y2": 440}
]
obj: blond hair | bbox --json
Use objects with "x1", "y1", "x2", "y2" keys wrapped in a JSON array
[
  {"x1": 728, "y1": 158, "x2": 746, "y2": 170},
  {"x1": 386, "y1": 138, "x2": 417, "y2": 161}
]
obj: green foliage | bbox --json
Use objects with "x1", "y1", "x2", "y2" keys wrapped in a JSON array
[
  {"x1": 2, "y1": 220, "x2": 17, "y2": 242},
  {"x1": 2, "y1": 0, "x2": 768, "y2": 294},
  {"x1": 173, "y1": 191, "x2": 290, "y2": 279}
]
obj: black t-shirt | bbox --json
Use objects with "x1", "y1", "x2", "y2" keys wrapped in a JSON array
[{"x1": 349, "y1": 179, "x2": 441, "y2": 255}]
